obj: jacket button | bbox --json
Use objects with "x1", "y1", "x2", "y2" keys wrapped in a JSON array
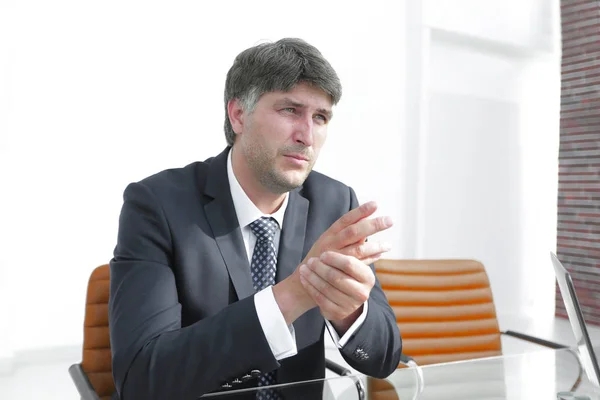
[
  {"x1": 232, "y1": 378, "x2": 242, "y2": 384},
  {"x1": 250, "y1": 369, "x2": 261, "y2": 378},
  {"x1": 221, "y1": 382, "x2": 232, "y2": 389},
  {"x1": 242, "y1": 374, "x2": 252, "y2": 381}
]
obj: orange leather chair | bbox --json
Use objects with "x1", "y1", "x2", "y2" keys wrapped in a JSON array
[
  {"x1": 367, "y1": 258, "x2": 568, "y2": 400},
  {"x1": 69, "y1": 264, "x2": 366, "y2": 400},
  {"x1": 69, "y1": 264, "x2": 113, "y2": 400},
  {"x1": 379, "y1": 259, "x2": 502, "y2": 365}
]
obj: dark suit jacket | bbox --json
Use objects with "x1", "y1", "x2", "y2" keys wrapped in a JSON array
[{"x1": 109, "y1": 147, "x2": 402, "y2": 399}]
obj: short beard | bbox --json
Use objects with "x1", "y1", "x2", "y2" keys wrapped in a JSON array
[
  {"x1": 259, "y1": 165, "x2": 308, "y2": 194},
  {"x1": 246, "y1": 142, "x2": 314, "y2": 195}
]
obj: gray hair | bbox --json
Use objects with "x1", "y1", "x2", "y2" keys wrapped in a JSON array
[{"x1": 223, "y1": 38, "x2": 342, "y2": 146}]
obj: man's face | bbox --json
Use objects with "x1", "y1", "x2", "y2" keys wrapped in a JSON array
[{"x1": 234, "y1": 82, "x2": 333, "y2": 194}]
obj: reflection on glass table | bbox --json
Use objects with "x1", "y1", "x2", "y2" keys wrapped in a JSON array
[
  {"x1": 367, "y1": 346, "x2": 600, "y2": 400},
  {"x1": 198, "y1": 373, "x2": 364, "y2": 399},
  {"x1": 201, "y1": 347, "x2": 600, "y2": 399}
]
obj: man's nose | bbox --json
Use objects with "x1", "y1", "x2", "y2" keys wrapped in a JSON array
[{"x1": 293, "y1": 116, "x2": 314, "y2": 147}]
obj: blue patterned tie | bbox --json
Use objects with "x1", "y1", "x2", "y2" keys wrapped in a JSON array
[{"x1": 249, "y1": 217, "x2": 282, "y2": 400}]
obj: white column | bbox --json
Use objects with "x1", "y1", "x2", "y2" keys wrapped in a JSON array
[
  {"x1": 418, "y1": 0, "x2": 561, "y2": 328},
  {"x1": 0, "y1": 0, "x2": 15, "y2": 374},
  {"x1": 402, "y1": 0, "x2": 430, "y2": 258}
]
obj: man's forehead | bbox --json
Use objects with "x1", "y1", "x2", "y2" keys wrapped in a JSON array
[{"x1": 268, "y1": 86, "x2": 333, "y2": 108}]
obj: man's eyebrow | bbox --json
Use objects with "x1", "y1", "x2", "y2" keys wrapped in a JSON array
[
  {"x1": 275, "y1": 98, "x2": 333, "y2": 119},
  {"x1": 275, "y1": 98, "x2": 304, "y2": 108},
  {"x1": 317, "y1": 107, "x2": 333, "y2": 120}
]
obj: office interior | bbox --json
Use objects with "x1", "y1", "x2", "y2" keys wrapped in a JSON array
[{"x1": 1, "y1": 0, "x2": 597, "y2": 398}]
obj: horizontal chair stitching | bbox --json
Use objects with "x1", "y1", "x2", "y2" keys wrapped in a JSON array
[
  {"x1": 377, "y1": 271, "x2": 483, "y2": 275},
  {"x1": 84, "y1": 321, "x2": 109, "y2": 327},
  {"x1": 390, "y1": 302, "x2": 493, "y2": 307},
  {"x1": 402, "y1": 333, "x2": 500, "y2": 340},
  {"x1": 396, "y1": 315, "x2": 497, "y2": 322},
  {"x1": 386, "y1": 287, "x2": 490, "y2": 290},
  {"x1": 410, "y1": 347, "x2": 500, "y2": 359},
  {"x1": 400, "y1": 331, "x2": 499, "y2": 337}
]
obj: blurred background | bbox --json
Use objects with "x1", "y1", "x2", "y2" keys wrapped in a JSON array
[{"x1": 2, "y1": 0, "x2": 596, "y2": 398}]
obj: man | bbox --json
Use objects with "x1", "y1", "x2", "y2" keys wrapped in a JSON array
[{"x1": 109, "y1": 38, "x2": 402, "y2": 400}]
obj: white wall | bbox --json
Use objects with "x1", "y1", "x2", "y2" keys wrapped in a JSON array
[
  {"x1": 0, "y1": 0, "x2": 407, "y2": 355},
  {"x1": 0, "y1": 0, "x2": 15, "y2": 366},
  {"x1": 0, "y1": 0, "x2": 560, "y2": 360},
  {"x1": 417, "y1": 0, "x2": 561, "y2": 328}
]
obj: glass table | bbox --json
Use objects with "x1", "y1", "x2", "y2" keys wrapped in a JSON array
[
  {"x1": 372, "y1": 347, "x2": 599, "y2": 399},
  {"x1": 201, "y1": 347, "x2": 600, "y2": 399}
]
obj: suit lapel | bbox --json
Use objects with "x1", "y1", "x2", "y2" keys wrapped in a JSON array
[
  {"x1": 204, "y1": 148, "x2": 254, "y2": 301},
  {"x1": 203, "y1": 147, "x2": 311, "y2": 299},
  {"x1": 276, "y1": 189, "x2": 323, "y2": 354},
  {"x1": 276, "y1": 189, "x2": 309, "y2": 282}
]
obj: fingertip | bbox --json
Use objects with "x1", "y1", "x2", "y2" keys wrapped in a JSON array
[
  {"x1": 362, "y1": 201, "x2": 377, "y2": 212},
  {"x1": 383, "y1": 216, "x2": 393, "y2": 228},
  {"x1": 299, "y1": 272, "x2": 307, "y2": 284},
  {"x1": 320, "y1": 251, "x2": 333, "y2": 261}
]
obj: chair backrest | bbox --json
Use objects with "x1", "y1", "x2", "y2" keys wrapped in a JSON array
[
  {"x1": 79, "y1": 260, "x2": 500, "y2": 399},
  {"x1": 81, "y1": 264, "x2": 114, "y2": 399},
  {"x1": 376, "y1": 259, "x2": 502, "y2": 366},
  {"x1": 367, "y1": 259, "x2": 503, "y2": 400}
]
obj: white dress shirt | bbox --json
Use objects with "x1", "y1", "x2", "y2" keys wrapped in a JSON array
[{"x1": 226, "y1": 149, "x2": 368, "y2": 361}]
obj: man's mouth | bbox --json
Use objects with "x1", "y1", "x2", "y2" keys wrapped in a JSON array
[{"x1": 284, "y1": 154, "x2": 310, "y2": 162}]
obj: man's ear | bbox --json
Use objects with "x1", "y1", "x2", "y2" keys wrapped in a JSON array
[{"x1": 227, "y1": 99, "x2": 245, "y2": 135}]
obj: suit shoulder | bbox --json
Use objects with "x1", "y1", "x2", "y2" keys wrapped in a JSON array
[
  {"x1": 300, "y1": 171, "x2": 358, "y2": 225},
  {"x1": 126, "y1": 156, "x2": 215, "y2": 200},
  {"x1": 302, "y1": 170, "x2": 353, "y2": 200},
  {"x1": 140, "y1": 161, "x2": 208, "y2": 187}
]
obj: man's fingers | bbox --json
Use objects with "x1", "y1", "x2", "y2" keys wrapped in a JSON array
[
  {"x1": 328, "y1": 201, "x2": 378, "y2": 235},
  {"x1": 299, "y1": 263, "x2": 363, "y2": 321},
  {"x1": 337, "y1": 216, "x2": 393, "y2": 248},
  {"x1": 342, "y1": 241, "x2": 391, "y2": 261},
  {"x1": 360, "y1": 252, "x2": 385, "y2": 266},
  {"x1": 300, "y1": 263, "x2": 352, "y2": 305},
  {"x1": 319, "y1": 252, "x2": 376, "y2": 286},
  {"x1": 299, "y1": 269, "x2": 348, "y2": 320}
]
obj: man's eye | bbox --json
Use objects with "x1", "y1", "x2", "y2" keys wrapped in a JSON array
[
  {"x1": 283, "y1": 107, "x2": 295, "y2": 113},
  {"x1": 314, "y1": 114, "x2": 327, "y2": 123}
]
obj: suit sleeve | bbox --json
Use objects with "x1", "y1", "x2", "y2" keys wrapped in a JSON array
[
  {"x1": 337, "y1": 187, "x2": 403, "y2": 378},
  {"x1": 109, "y1": 182, "x2": 279, "y2": 399}
]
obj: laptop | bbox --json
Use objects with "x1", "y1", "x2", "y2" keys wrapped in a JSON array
[{"x1": 551, "y1": 251, "x2": 600, "y2": 388}]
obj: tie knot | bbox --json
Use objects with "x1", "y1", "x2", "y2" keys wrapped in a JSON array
[{"x1": 249, "y1": 217, "x2": 279, "y2": 241}]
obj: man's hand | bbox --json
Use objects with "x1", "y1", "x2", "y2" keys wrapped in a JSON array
[
  {"x1": 272, "y1": 201, "x2": 392, "y2": 327},
  {"x1": 303, "y1": 201, "x2": 393, "y2": 266},
  {"x1": 299, "y1": 252, "x2": 376, "y2": 334}
]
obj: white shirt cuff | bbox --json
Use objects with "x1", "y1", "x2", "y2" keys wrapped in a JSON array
[
  {"x1": 325, "y1": 301, "x2": 369, "y2": 348},
  {"x1": 254, "y1": 286, "x2": 298, "y2": 360}
]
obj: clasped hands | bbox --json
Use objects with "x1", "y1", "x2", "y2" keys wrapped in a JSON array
[{"x1": 273, "y1": 201, "x2": 393, "y2": 334}]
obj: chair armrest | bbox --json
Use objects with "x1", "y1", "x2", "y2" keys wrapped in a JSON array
[
  {"x1": 502, "y1": 330, "x2": 569, "y2": 349},
  {"x1": 400, "y1": 353, "x2": 415, "y2": 365},
  {"x1": 325, "y1": 358, "x2": 365, "y2": 400},
  {"x1": 68, "y1": 363, "x2": 101, "y2": 400},
  {"x1": 399, "y1": 353, "x2": 425, "y2": 395},
  {"x1": 325, "y1": 358, "x2": 351, "y2": 376}
]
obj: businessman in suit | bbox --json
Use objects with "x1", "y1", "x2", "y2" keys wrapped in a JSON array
[{"x1": 109, "y1": 38, "x2": 402, "y2": 399}]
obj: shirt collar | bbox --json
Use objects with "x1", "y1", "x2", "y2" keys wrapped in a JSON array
[{"x1": 227, "y1": 148, "x2": 288, "y2": 230}]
